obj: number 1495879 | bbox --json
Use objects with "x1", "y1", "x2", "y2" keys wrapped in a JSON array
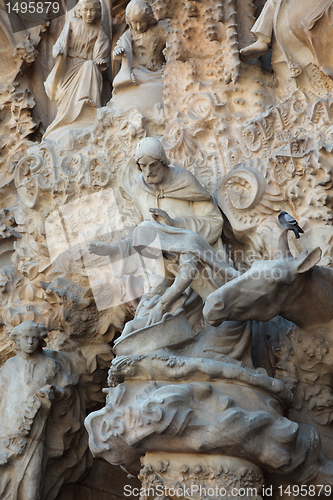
[
  {"x1": 6, "y1": 2, "x2": 60, "y2": 14},
  {"x1": 278, "y1": 485, "x2": 332, "y2": 496}
]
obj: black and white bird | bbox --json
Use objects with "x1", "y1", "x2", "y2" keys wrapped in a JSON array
[{"x1": 278, "y1": 211, "x2": 304, "y2": 239}]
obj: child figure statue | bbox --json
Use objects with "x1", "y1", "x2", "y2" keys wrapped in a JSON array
[
  {"x1": 112, "y1": 0, "x2": 166, "y2": 91},
  {"x1": 44, "y1": 0, "x2": 110, "y2": 138}
]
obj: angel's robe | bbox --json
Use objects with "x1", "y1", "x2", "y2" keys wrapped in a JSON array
[
  {"x1": 44, "y1": 18, "x2": 110, "y2": 137},
  {"x1": 113, "y1": 23, "x2": 165, "y2": 90}
]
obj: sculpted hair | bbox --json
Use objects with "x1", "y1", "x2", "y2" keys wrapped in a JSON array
[
  {"x1": 135, "y1": 137, "x2": 170, "y2": 170},
  {"x1": 9, "y1": 321, "x2": 48, "y2": 349},
  {"x1": 75, "y1": 0, "x2": 102, "y2": 23},
  {"x1": 125, "y1": 0, "x2": 157, "y2": 27}
]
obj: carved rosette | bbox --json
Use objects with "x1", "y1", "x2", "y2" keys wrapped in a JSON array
[{"x1": 139, "y1": 453, "x2": 264, "y2": 500}]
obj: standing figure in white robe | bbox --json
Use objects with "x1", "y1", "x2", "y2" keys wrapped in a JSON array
[
  {"x1": 0, "y1": 321, "x2": 80, "y2": 500},
  {"x1": 44, "y1": 0, "x2": 110, "y2": 138}
]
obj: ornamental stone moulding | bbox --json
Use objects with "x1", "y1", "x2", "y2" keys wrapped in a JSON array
[{"x1": 0, "y1": 1, "x2": 333, "y2": 499}]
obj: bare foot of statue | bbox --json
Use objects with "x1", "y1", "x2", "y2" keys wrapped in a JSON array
[
  {"x1": 85, "y1": 98, "x2": 97, "y2": 108},
  {"x1": 240, "y1": 37, "x2": 270, "y2": 61}
]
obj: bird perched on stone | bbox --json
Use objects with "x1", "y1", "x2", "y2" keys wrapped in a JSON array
[{"x1": 278, "y1": 211, "x2": 304, "y2": 239}]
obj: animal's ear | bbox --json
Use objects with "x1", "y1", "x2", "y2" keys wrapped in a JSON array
[{"x1": 296, "y1": 247, "x2": 322, "y2": 273}]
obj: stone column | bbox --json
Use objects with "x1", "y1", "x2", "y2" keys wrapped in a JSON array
[{"x1": 139, "y1": 452, "x2": 264, "y2": 500}]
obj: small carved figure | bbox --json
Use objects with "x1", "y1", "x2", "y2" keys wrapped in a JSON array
[
  {"x1": 241, "y1": 0, "x2": 333, "y2": 79},
  {"x1": 121, "y1": 275, "x2": 189, "y2": 337},
  {"x1": 44, "y1": 0, "x2": 110, "y2": 138},
  {"x1": 112, "y1": 0, "x2": 165, "y2": 90},
  {"x1": 121, "y1": 276, "x2": 168, "y2": 336},
  {"x1": 0, "y1": 321, "x2": 78, "y2": 500},
  {"x1": 88, "y1": 137, "x2": 238, "y2": 326}
]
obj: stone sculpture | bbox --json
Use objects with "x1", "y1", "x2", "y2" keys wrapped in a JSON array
[
  {"x1": 84, "y1": 141, "x2": 332, "y2": 497},
  {"x1": 2, "y1": 0, "x2": 333, "y2": 496},
  {"x1": 204, "y1": 245, "x2": 333, "y2": 462},
  {"x1": 85, "y1": 260, "x2": 333, "y2": 500},
  {"x1": 44, "y1": 0, "x2": 110, "y2": 138},
  {"x1": 0, "y1": 321, "x2": 82, "y2": 500},
  {"x1": 203, "y1": 246, "x2": 328, "y2": 328},
  {"x1": 109, "y1": 0, "x2": 166, "y2": 124},
  {"x1": 112, "y1": 0, "x2": 165, "y2": 90},
  {"x1": 88, "y1": 137, "x2": 239, "y2": 326},
  {"x1": 241, "y1": 0, "x2": 333, "y2": 80},
  {"x1": 121, "y1": 275, "x2": 171, "y2": 337}
]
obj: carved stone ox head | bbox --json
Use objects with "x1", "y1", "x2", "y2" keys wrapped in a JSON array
[{"x1": 203, "y1": 247, "x2": 323, "y2": 327}]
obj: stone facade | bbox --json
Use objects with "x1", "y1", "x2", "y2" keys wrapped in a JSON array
[{"x1": 0, "y1": 0, "x2": 333, "y2": 498}]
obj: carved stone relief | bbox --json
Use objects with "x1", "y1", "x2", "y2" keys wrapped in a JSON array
[
  {"x1": 0, "y1": 0, "x2": 333, "y2": 498},
  {"x1": 0, "y1": 321, "x2": 88, "y2": 499}
]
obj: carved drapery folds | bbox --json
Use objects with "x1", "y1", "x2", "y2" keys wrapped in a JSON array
[{"x1": 1, "y1": 0, "x2": 333, "y2": 497}]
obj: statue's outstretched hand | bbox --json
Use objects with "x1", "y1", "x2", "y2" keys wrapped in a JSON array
[
  {"x1": 113, "y1": 45, "x2": 125, "y2": 58},
  {"x1": 53, "y1": 45, "x2": 64, "y2": 57},
  {"x1": 88, "y1": 241, "x2": 117, "y2": 256},
  {"x1": 146, "y1": 302, "x2": 164, "y2": 326},
  {"x1": 149, "y1": 208, "x2": 174, "y2": 226}
]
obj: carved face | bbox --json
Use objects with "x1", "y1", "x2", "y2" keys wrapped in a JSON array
[
  {"x1": 138, "y1": 154, "x2": 167, "y2": 186},
  {"x1": 80, "y1": 2, "x2": 97, "y2": 24},
  {"x1": 129, "y1": 12, "x2": 148, "y2": 33},
  {"x1": 19, "y1": 329, "x2": 40, "y2": 355}
]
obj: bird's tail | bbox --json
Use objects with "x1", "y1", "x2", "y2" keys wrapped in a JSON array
[
  {"x1": 294, "y1": 224, "x2": 304, "y2": 238},
  {"x1": 293, "y1": 228, "x2": 300, "y2": 239}
]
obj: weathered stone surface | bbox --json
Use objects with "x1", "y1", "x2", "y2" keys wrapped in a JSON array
[{"x1": 1, "y1": 0, "x2": 333, "y2": 498}]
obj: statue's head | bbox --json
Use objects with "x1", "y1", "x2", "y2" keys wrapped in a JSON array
[
  {"x1": 75, "y1": 0, "x2": 102, "y2": 24},
  {"x1": 9, "y1": 321, "x2": 48, "y2": 356},
  {"x1": 135, "y1": 137, "x2": 170, "y2": 185},
  {"x1": 125, "y1": 0, "x2": 157, "y2": 33}
]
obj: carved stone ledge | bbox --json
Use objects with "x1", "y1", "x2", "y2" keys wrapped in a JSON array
[{"x1": 139, "y1": 452, "x2": 264, "y2": 500}]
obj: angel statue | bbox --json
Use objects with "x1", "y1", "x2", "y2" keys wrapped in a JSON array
[{"x1": 44, "y1": 0, "x2": 110, "y2": 138}]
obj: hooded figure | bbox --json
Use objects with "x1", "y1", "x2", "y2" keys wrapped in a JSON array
[{"x1": 89, "y1": 138, "x2": 239, "y2": 326}]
